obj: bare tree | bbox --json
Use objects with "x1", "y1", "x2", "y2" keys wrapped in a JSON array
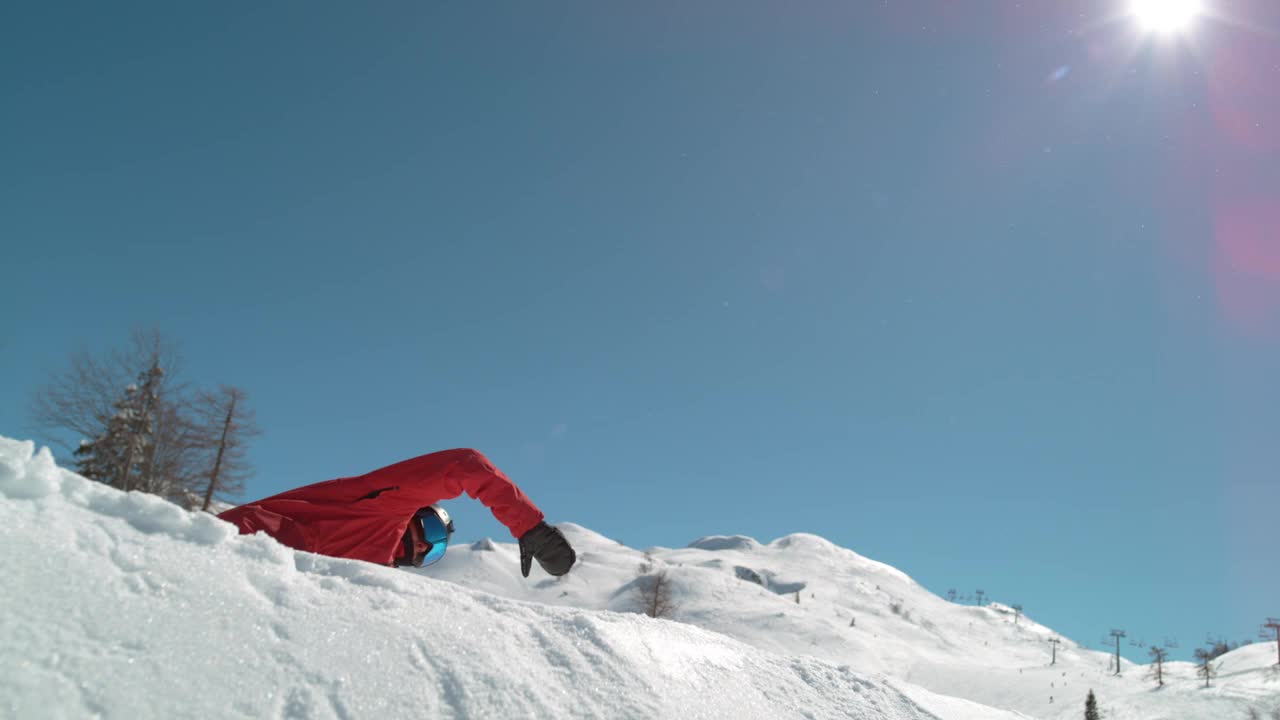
[
  {"x1": 145, "y1": 397, "x2": 207, "y2": 501},
  {"x1": 30, "y1": 328, "x2": 209, "y2": 500},
  {"x1": 28, "y1": 329, "x2": 243, "y2": 505},
  {"x1": 190, "y1": 386, "x2": 259, "y2": 511},
  {"x1": 30, "y1": 329, "x2": 185, "y2": 460},
  {"x1": 1147, "y1": 646, "x2": 1168, "y2": 688},
  {"x1": 1193, "y1": 646, "x2": 1220, "y2": 688},
  {"x1": 636, "y1": 568, "x2": 677, "y2": 619}
]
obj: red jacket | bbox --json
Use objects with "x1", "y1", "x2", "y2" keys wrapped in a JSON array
[{"x1": 218, "y1": 448, "x2": 544, "y2": 565}]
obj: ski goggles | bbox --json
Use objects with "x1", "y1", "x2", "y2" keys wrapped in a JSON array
[{"x1": 408, "y1": 505, "x2": 454, "y2": 568}]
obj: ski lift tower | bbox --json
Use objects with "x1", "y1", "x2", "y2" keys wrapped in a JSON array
[{"x1": 1109, "y1": 629, "x2": 1127, "y2": 676}]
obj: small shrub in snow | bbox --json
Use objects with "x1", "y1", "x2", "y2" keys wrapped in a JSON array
[
  {"x1": 636, "y1": 568, "x2": 677, "y2": 619},
  {"x1": 888, "y1": 600, "x2": 910, "y2": 621}
]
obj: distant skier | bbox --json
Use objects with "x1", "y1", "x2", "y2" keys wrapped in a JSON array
[{"x1": 218, "y1": 448, "x2": 576, "y2": 575}]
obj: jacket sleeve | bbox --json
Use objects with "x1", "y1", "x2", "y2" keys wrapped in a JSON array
[{"x1": 340, "y1": 448, "x2": 546, "y2": 539}]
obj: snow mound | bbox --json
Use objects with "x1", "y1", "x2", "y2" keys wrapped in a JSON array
[
  {"x1": 0, "y1": 437, "x2": 946, "y2": 720},
  {"x1": 0, "y1": 438, "x2": 64, "y2": 499},
  {"x1": 688, "y1": 534, "x2": 761, "y2": 551},
  {"x1": 556, "y1": 521, "x2": 627, "y2": 547},
  {"x1": 770, "y1": 532, "x2": 836, "y2": 551}
]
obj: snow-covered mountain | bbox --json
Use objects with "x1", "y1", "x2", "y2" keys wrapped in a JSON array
[
  {"x1": 424, "y1": 524, "x2": 1279, "y2": 720},
  {"x1": 422, "y1": 520, "x2": 1280, "y2": 717},
  {"x1": 2, "y1": 436, "x2": 1275, "y2": 719}
]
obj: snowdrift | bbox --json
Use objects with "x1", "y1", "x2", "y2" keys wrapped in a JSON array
[{"x1": 0, "y1": 437, "x2": 957, "y2": 720}]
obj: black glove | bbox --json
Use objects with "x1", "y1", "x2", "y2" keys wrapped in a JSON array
[{"x1": 519, "y1": 522, "x2": 576, "y2": 577}]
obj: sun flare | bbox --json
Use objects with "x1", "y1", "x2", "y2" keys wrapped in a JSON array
[{"x1": 1131, "y1": 0, "x2": 1203, "y2": 34}]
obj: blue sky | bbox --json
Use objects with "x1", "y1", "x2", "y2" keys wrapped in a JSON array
[{"x1": 3, "y1": 1, "x2": 1277, "y2": 662}]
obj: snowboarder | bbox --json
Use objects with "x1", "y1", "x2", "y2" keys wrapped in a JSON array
[{"x1": 218, "y1": 448, "x2": 576, "y2": 575}]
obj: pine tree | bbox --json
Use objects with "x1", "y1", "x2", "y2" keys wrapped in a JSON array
[
  {"x1": 1084, "y1": 689, "x2": 1099, "y2": 720},
  {"x1": 117, "y1": 364, "x2": 163, "y2": 492},
  {"x1": 73, "y1": 420, "x2": 129, "y2": 485},
  {"x1": 75, "y1": 365, "x2": 163, "y2": 491}
]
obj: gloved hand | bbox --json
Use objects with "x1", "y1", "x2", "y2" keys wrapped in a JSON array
[{"x1": 519, "y1": 521, "x2": 576, "y2": 577}]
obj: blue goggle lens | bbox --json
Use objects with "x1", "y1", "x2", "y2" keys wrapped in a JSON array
[{"x1": 417, "y1": 509, "x2": 453, "y2": 567}]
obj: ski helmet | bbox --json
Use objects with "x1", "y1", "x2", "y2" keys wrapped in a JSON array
[{"x1": 398, "y1": 505, "x2": 454, "y2": 568}]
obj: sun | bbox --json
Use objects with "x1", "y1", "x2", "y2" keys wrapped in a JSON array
[{"x1": 1130, "y1": 0, "x2": 1204, "y2": 34}]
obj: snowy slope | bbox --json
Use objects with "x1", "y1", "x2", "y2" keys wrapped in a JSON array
[
  {"x1": 0, "y1": 437, "x2": 1021, "y2": 720},
  {"x1": 4, "y1": 436, "x2": 1274, "y2": 720},
  {"x1": 425, "y1": 527, "x2": 1280, "y2": 719}
]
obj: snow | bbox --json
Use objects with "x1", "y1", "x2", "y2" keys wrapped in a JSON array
[
  {"x1": 426, "y1": 513, "x2": 1280, "y2": 719},
  {"x1": 2, "y1": 435, "x2": 1277, "y2": 719},
  {"x1": 688, "y1": 534, "x2": 761, "y2": 551},
  {"x1": 0, "y1": 438, "x2": 967, "y2": 719}
]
